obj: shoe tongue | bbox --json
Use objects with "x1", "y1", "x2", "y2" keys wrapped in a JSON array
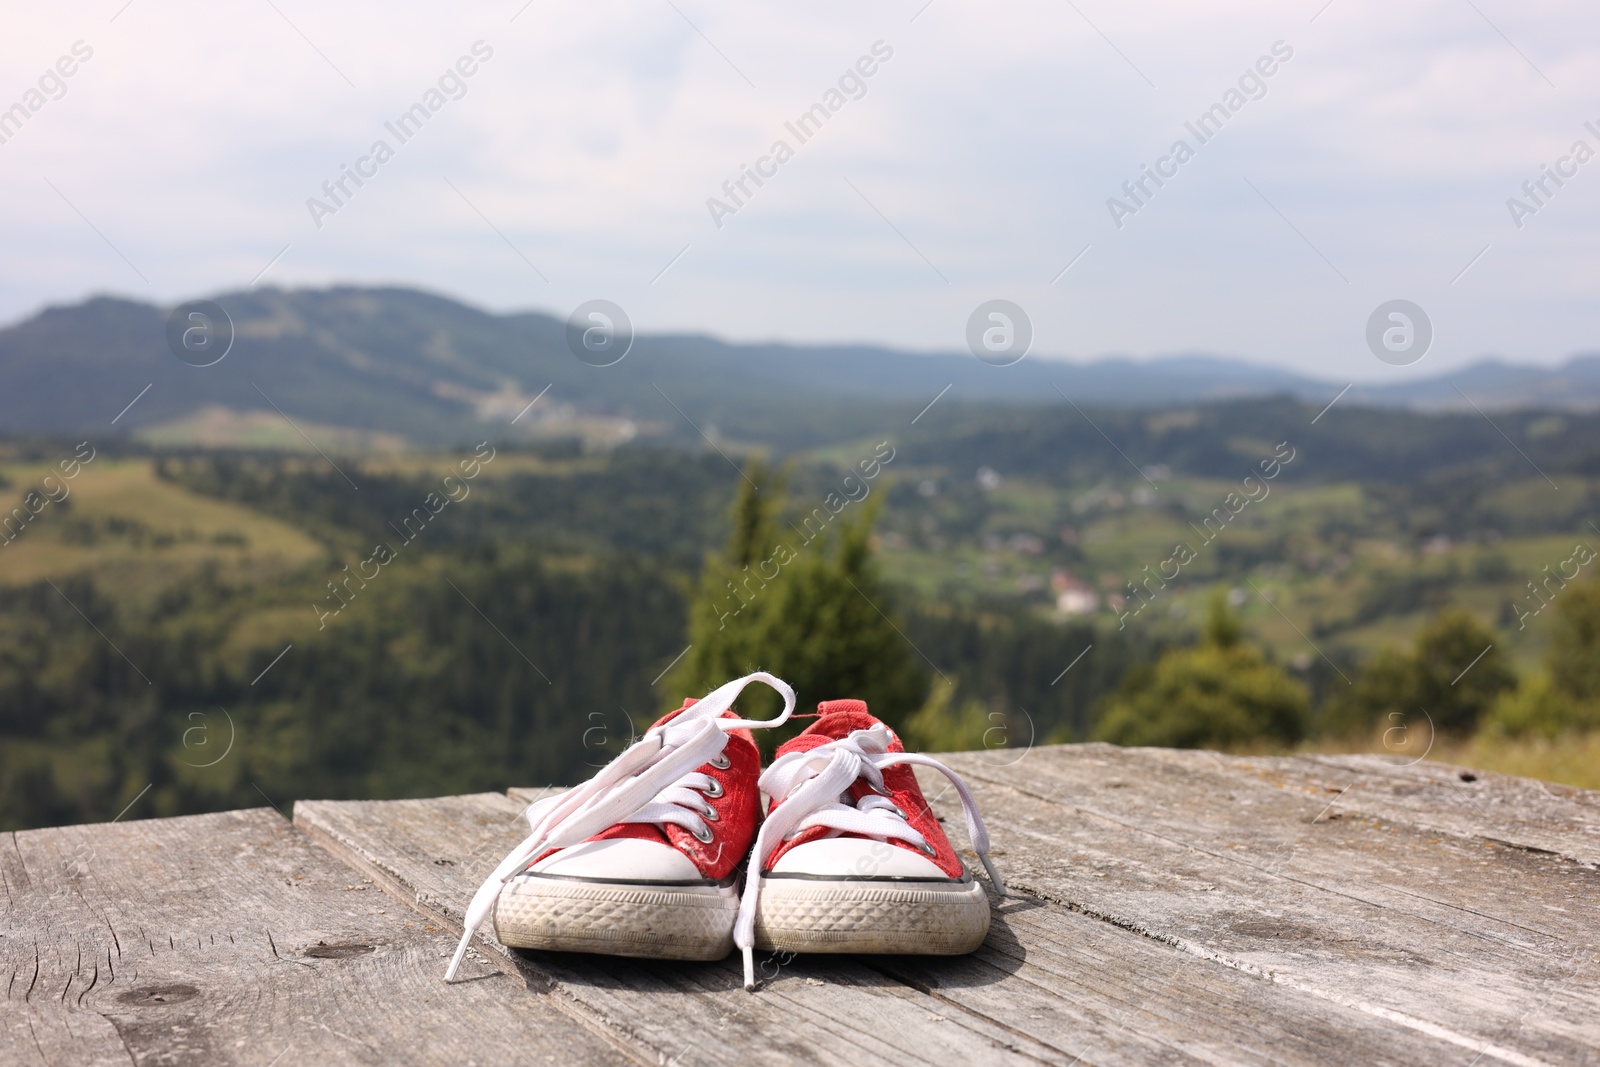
[
  {"x1": 775, "y1": 700, "x2": 904, "y2": 757},
  {"x1": 652, "y1": 698, "x2": 698, "y2": 728}
]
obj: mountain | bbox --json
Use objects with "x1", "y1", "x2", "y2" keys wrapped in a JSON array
[
  {"x1": 1345, "y1": 356, "x2": 1600, "y2": 412},
  {"x1": 0, "y1": 286, "x2": 1594, "y2": 450}
]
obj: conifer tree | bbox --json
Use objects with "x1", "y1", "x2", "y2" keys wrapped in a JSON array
[{"x1": 668, "y1": 459, "x2": 926, "y2": 736}]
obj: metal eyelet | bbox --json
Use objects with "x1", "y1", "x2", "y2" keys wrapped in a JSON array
[
  {"x1": 702, "y1": 778, "x2": 724, "y2": 799},
  {"x1": 691, "y1": 823, "x2": 715, "y2": 843},
  {"x1": 915, "y1": 839, "x2": 937, "y2": 856},
  {"x1": 700, "y1": 804, "x2": 720, "y2": 822},
  {"x1": 710, "y1": 752, "x2": 731, "y2": 770},
  {"x1": 891, "y1": 805, "x2": 907, "y2": 819},
  {"x1": 870, "y1": 781, "x2": 893, "y2": 797}
]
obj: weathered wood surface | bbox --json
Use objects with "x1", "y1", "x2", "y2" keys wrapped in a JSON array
[
  {"x1": 298, "y1": 791, "x2": 1081, "y2": 1066},
  {"x1": 0, "y1": 807, "x2": 622, "y2": 1066},
  {"x1": 1234, "y1": 750, "x2": 1600, "y2": 866},
  {"x1": 11, "y1": 744, "x2": 1598, "y2": 1065},
  {"x1": 931, "y1": 744, "x2": 1600, "y2": 1067}
]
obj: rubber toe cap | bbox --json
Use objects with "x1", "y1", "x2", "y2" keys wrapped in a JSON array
[
  {"x1": 769, "y1": 837, "x2": 949, "y2": 879},
  {"x1": 530, "y1": 837, "x2": 705, "y2": 882}
]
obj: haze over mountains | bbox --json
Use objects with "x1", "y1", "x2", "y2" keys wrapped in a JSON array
[{"x1": 1, "y1": 287, "x2": 1596, "y2": 450}]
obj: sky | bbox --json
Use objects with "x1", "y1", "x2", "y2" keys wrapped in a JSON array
[{"x1": 3, "y1": 0, "x2": 1597, "y2": 382}]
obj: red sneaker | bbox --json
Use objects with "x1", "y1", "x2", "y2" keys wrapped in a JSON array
[
  {"x1": 445, "y1": 672, "x2": 795, "y2": 980},
  {"x1": 733, "y1": 699, "x2": 1006, "y2": 989}
]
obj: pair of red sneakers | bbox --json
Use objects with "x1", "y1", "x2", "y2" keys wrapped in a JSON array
[{"x1": 444, "y1": 672, "x2": 1005, "y2": 990}]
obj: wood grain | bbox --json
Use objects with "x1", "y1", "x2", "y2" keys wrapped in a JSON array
[
  {"x1": 297, "y1": 791, "x2": 1073, "y2": 1066},
  {"x1": 14, "y1": 741, "x2": 1598, "y2": 1066},
  {"x1": 1220, "y1": 750, "x2": 1600, "y2": 867},
  {"x1": 929, "y1": 744, "x2": 1600, "y2": 1067},
  {"x1": 0, "y1": 808, "x2": 626, "y2": 1067},
  {"x1": 505, "y1": 790, "x2": 1513, "y2": 1064}
]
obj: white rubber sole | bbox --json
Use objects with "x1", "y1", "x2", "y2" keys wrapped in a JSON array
[
  {"x1": 493, "y1": 874, "x2": 738, "y2": 960},
  {"x1": 751, "y1": 876, "x2": 992, "y2": 955}
]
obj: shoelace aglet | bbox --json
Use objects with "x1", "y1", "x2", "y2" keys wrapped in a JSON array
[
  {"x1": 978, "y1": 851, "x2": 1007, "y2": 899},
  {"x1": 443, "y1": 937, "x2": 472, "y2": 982},
  {"x1": 742, "y1": 946, "x2": 757, "y2": 992}
]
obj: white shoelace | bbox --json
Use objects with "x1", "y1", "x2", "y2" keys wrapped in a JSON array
[
  {"x1": 733, "y1": 723, "x2": 1006, "y2": 990},
  {"x1": 444, "y1": 671, "x2": 796, "y2": 981}
]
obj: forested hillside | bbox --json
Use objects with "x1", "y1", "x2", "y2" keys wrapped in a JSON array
[
  {"x1": 6, "y1": 391, "x2": 1600, "y2": 830},
  {"x1": 0, "y1": 438, "x2": 1151, "y2": 829}
]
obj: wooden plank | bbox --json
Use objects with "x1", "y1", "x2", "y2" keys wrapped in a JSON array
[
  {"x1": 952, "y1": 745, "x2": 1600, "y2": 946},
  {"x1": 0, "y1": 808, "x2": 627, "y2": 1067},
  {"x1": 929, "y1": 745, "x2": 1600, "y2": 1067},
  {"x1": 868, "y1": 889, "x2": 1478, "y2": 1066},
  {"x1": 302, "y1": 787, "x2": 1497, "y2": 1066},
  {"x1": 13, "y1": 742, "x2": 1586, "y2": 1066},
  {"x1": 1218, "y1": 750, "x2": 1600, "y2": 868},
  {"x1": 296, "y1": 791, "x2": 1073, "y2": 1066}
]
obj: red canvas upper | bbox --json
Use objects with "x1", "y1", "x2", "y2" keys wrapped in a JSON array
[
  {"x1": 548, "y1": 699, "x2": 761, "y2": 881},
  {"x1": 759, "y1": 699, "x2": 965, "y2": 879}
]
